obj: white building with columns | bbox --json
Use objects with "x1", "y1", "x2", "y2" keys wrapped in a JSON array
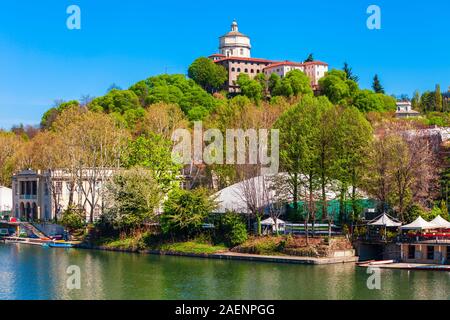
[{"x1": 12, "y1": 168, "x2": 113, "y2": 222}]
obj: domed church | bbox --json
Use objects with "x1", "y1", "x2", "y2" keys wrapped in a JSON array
[
  {"x1": 209, "y1": 21, "x2": 329, "y2": 94},
  {"x1": 219, "y1": 20, "x2": 251, "y2": 58}
]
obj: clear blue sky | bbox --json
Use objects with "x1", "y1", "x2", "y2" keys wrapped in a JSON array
[{"x1": 0, "y1": 0, "x2": 449, "y2": 129}]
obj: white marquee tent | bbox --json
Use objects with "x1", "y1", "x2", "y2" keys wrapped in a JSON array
[
  {"x1": 368, "y1": 213, "x2": 402, "y2": 227},
  {"x1": 430, "y1": 215, "x2": 450, "y2": 229},
  {"x1": 400, "y1": 216, "x2": 439, "y2": 231}
]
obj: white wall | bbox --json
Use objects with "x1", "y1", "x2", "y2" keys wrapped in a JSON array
[{"x1": 0, "y1": 187, "x2": 12, "y2": 212}]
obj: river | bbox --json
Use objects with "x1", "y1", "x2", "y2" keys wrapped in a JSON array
[{"x1": 0, "y1": 243, "x2": 449, "y2": 300}]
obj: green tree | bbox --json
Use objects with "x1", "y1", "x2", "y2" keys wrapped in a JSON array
[
  {"x1": 123, "y1": 134, "x2": 181, "y2": 193},
  {"x1": 343, "y1": 62, "x2": 359, "y2": 82},
  {"x1": 318, "y1": 70, "x2": 356, "y2": 104},
  {"x1": 284, "y1": 70, "x2": 313, "y2": 96},
  {"x1": 41, "y1": 100, "x2": 81, "y2": 129},
  {"x1": 237, "y1": 74, "x2": 263, "y2": 102},
  {"x1": 160, "y1": 188, "x2": 217, "y2": 237},
  {"x1": 411, "y1": 90, "x2": 421, "y2": 110},
  {"x1": 435, "y1": 84, "x2": 443, "y2": 112},
  {"x1": 103, "y1": 167, "x2": 162, "y2": 234},
  {"x1": 188, "y1": 57, "x2": 228, "y2": 93},
  {"x1": 305, "y1": 53, "x2": 314, "y2": 62},
  {"x1": 372, "y1": 74, "x2": 385, "y2": 94},
  {"x1": 268, "y1": 73, "x2": 282, "y2": 96}
]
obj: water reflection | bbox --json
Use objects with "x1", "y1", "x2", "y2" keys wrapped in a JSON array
[{"x1": 0, "y1": 244, "x2": 449, "y2": 300}]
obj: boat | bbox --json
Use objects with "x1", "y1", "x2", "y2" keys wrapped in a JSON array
[{"x1": 48, "y1": 242, "x2": 74, "y2": 248}]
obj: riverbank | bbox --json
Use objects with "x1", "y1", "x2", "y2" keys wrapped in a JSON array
[{"x1": 76, "y1": 241, "x2": 358, "y2": 265}]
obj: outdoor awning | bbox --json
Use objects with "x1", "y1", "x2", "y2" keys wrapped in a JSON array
[
  {"x1": 430, "y1": 215, "x2": 450, "y2": 229},
  {"x1": 368, "y1": 213, "x2": 402, "y2": 227},
  {"x1": 400, "y1": 217, "x2": 439, "y2": 230},
  {"x1": 260, "y1": 218, "x2": 285, "y2": 226}
]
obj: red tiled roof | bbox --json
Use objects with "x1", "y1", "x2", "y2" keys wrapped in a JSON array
[
  {"x1": 263, "y1": 61, "x2": 305, "y2": 69},
  {"x1": 209, "y1": 53, "x2": 226, "y2": 57},
  {"x1": 214, "y1": 56, "x2": 276, "y2": 64},
  {"x1": 302, "y1": 60, "x2": 328, "y2": 66}
]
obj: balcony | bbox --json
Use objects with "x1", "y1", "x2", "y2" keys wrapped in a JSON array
[{"x1": 19, "y1": 195, "x2": 37, "y2": 200}]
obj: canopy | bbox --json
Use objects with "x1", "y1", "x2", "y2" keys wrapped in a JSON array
[
  {"x1": 368, "y1": 213, "x2": 402, "y2": 227},
  {"x1": 430, "y1": 215, "x2": 450, "y2": 229},
  {"x1": 261, "y1": 218, "x2": 285, "y2": 226},
  {"x1": 400, "y1": 217, "x2": 439, "y2": 230}
]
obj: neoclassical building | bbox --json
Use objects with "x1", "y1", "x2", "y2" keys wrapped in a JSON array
[
  {"x1": 12, "y1": 169, "x2": 112, "y2": 222},
  {"x1": 210, "y1": 21, "x2": 329, "y2": 93}
]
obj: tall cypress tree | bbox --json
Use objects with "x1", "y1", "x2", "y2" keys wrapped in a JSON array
[
  {"x1": 435, "y1": 84, "x2": 443, "y2": 112},
  {"x1": 372, "y1": 74, "x2": 385, "y2": 94},
  {"x1": 343, "y1": 62, "x2": 359, "y2": 82}
]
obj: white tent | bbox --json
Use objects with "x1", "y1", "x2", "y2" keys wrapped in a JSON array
[
  {"x1": 261, "y1": 217, "x2": 286, "y2": 226},
  {"x1": 430, "y1": 215, "x2": 450, "y2": 229},
  {"x1": 259, "y1": 218, "x2": 286, "y2": 234},
  {"x1": 368, "y1": 213, "x2": 402, "y2": 227},
  {"x1": 400, "y1": 217, "x2": 439, "y2": 230}
]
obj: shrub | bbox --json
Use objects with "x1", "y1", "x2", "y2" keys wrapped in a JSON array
[
  {"x1": 216, "y1": 212, "x2": 248, "y2": 247},
  {"x1": 60, "y1": 207, "x2": 85, "y2": 231}
]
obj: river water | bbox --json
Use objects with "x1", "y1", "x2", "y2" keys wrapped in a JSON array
[{"x1": 0, "y1": 243, "x2": 449, "y2": 300}]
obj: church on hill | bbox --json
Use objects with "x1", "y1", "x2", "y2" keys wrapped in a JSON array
[{"x1": 209, "y1": 21, "x2": 329, "y2": 93}]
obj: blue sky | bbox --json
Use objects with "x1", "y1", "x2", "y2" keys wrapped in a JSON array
[{"x1": 0, "y1": 0, "x2": 449, "y2": 129}]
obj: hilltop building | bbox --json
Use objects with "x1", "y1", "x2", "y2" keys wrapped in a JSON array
[
  {"x1": 210, "y1": 21, "x2": 329, "y2": 93},
  {"x1": 395, "y1": 101, "x2": 420, "y2": 119}
]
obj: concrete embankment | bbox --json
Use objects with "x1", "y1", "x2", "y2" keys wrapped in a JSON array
[{"x1": 77, "y1": 243, "x2": 358, "y2": 265}]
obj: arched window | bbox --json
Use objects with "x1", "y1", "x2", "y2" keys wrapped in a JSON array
[
  {"x1": 245, "y1": 69, "x2": 248, "y2": 73},
  {"x1": 237, "y1": 68, "x2": 241, "y2": 72},
  {"x1": 231, "y1": 67, "x2": 235, "y2": 72},
  {"x1": 240, "y1": 48, "x2": 244, "y2": 55}
]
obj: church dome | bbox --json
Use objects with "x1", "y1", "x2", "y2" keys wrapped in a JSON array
[{"x1": 219, "y1": 21, "x2": 251, "y2": 58}]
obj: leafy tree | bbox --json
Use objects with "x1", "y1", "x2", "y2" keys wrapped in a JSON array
[
  {"x1": 188, "y1": 57, "x2": 228, "y2": 93},
  {"x1": 318, "y1": 70, "x2": 356, "y2": 104},
  {"x1": 129, "y1": 74, "x2": 218, "y2": 116},
  {"x1": 160, "y1": 188, "x2": 217, "y2": 237},
  {"x1": 237, "y1": 74, "x2": 263, "y2": 102},
  {"x1": 372, "y1": 74, "x2": 385, "y2": 94},
  {"x1": 343, "y1": 62, "x2": 359, "y2": 82},
  {"x1": 268, "y1": 73, "x2": 282, "y2": 96},
  {"x1": 41, "y1": 100, "x2": 81, "y2": 129},
  {"x1": 284, "y1": 70, "x2": 313, "y2": 96},
  {"x1": 123, "y1": 134, "x2": 181, "y2": 193},
  {"x1": 411, "y1": 90, "x2": 421, "y2": 110},
  {"x1": 0, "y1": 131, "x2": 23, "y2": 187},
  {"x1": 103, "y1": 167, "x2": 162, "y2": 234},
  {"x1": 60, "y1": 206, "x2": 85, "y2": 232},
  {"x1": 215, "y1": 211, "x2": 248, "y2": 247}
]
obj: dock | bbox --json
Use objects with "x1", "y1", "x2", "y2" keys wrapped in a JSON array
[{"x1": 357, "y1": 261, "x2": 450, "y2": 272}]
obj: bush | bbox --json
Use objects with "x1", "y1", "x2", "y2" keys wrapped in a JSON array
[
  {"x1": 216, "y1": 212, "x2": 248, "y2": 247},
  {"x1": 60, "y1": 207, "x2": 85, "y2": 231}
]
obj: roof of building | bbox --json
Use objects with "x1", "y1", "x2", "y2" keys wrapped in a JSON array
[
  {"x1": 214, "y1": 56, "x2": 276, "y2": 64},
  {"x1": 368, "y1": 213, "x2": 402, "y2": 227},
  {"x1": 302, "y1": 60, "x2": 329, "y2": 66},
  {"x1": 209, "y1": 53, "x2": 226, "y2": 57},
  {"x1": 430, "y1": 215, "x2": 450, "y2": 229},
  {"x1": 264, "y1": 61, "x2": 305, "y2": 69}
]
